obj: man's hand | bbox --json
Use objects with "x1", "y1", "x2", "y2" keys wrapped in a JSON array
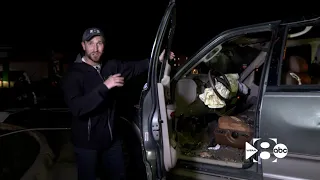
[
  {"x1": 159, "y1": 49, "x2": 175, "y2": 62},
  {"x1": 104, "y1": 74, "x2": 124, "y2": 89}
]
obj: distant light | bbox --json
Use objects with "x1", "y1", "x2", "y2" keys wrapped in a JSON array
[
  {"x1": 192, "y1": 69, "x2": 199, "y2": 74},
  {"x1": 0, "y1": 81, "x2": 15, "y2": 88}
]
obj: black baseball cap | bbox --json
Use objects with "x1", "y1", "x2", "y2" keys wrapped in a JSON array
[{"x1": 82, "y1": 27, "x2": 105, "y2": 42}]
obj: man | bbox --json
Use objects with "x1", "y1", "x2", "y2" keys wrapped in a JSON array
[{"x1": 62, "y1": 27, "x2": 174, "y2": 180}]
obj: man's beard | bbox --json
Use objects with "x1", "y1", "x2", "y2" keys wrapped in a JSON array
[{"x1": 86, "y1": 51, "x2": 102, "y2": 62}]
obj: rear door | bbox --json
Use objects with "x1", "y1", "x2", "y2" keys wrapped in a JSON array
[
  {"x1": 139, "y1": 1, "x2": 176, "y2": 179},
  {"x1": 261, "y1": 18, "x2": 320, "y2": 180}
]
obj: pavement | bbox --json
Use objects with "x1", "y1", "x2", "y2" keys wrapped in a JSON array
[{"x1": 47, "y1": 142, "x2": 78, "y2": 180}]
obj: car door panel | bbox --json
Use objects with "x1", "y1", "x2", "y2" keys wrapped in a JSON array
[
  {"x1": 157, "y1": 83, "x2": 177, "y2": 171},
  {"x1": 260, "y1": 92, "x2": 320, "y2": 180},
  {"x1": 139, "y1": 1, "x2": 176, "y2": 179},
  {"x1": 140, "y1": 89, "x2": 160, "y2": 180},
  {"x1": 261, "y1": 92, "x2": 320, "y2": 155},
  {"x1": 262, "y1": 153, "x2": 320, "y2": 180}
]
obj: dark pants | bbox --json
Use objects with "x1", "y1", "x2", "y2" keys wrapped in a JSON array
[{"x1": 74, "y1": 140, "x2": 126, "y2": 180}]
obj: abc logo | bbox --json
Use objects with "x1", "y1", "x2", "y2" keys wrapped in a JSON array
[
  {"x1": 247, "y1": 138, "x2": 289, "y2": 162},
  {"x1": 273, "y1": 143, "x2": 288, "y2": 159}
]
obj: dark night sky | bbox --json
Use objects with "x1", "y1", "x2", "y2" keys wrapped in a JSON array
[{"x1": 0, "y1": 1, "x2": 316, "y2": 61}]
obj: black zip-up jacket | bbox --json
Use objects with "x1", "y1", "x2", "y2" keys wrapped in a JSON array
[{"x1": 62, "y1": 55, "x2": 149, "y2": 150}]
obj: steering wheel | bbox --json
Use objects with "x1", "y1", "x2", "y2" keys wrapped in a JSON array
[{"x1": 208, "y1": 70, "x2": 232, "y2": 101}]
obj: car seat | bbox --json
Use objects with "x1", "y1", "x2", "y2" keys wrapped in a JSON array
[{"x1": 284, "y1": 56, "x2": 311, "y2": 85}]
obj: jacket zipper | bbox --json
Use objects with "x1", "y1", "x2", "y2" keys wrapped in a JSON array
[
  {"x1": 107, "y1": 109, "x2": 113, "y2": 141},
  {"x1": 88, "y1": 118, "x2": 91, "y2": 141},
  {"x1": 91, "y1": 68, "x2": 113, "y2": 142}
]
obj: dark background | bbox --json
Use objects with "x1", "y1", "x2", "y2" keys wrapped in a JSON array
[
  {"x1": 0, "y1": 1, "x2": 315, "y2": 60},
  {"x1": 0, "y1": 1, "x2": 316, "y2": 109}
]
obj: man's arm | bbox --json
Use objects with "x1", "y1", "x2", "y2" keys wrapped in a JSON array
[
  {"x1": 62, "y1": 72, "x2": 109, "y2": 117},
  {"x1": 118, "y1": 58, "x2": 149, "y2": 80},
  {"x1": 104, "y1": 50, "x2": 174, "y2": 81}
]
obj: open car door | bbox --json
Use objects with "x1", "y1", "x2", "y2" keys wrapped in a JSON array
[{"x1": 139, "y1": 1, "x2": 176, "y2": 180}]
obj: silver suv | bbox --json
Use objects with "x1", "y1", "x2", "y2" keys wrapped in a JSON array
[{"x1": 138, "y1": 1, "x2": 320, "y2": 179}]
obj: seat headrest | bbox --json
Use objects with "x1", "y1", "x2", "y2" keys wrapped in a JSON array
[{"x1": 288, "y1": 56, "x2": 308, "y2": 73}]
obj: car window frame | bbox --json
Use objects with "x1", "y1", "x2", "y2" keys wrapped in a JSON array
[
  {"x1": 267, "y1": 19, "x2": 320, "y2": 92},
  {"x1": 171, "y1": 21, "x2": 281, "y2": 82}
]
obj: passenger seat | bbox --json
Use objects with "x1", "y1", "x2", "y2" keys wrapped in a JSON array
[{"x1": 284, "y1": 56, "x2": 311, "y2": 85}]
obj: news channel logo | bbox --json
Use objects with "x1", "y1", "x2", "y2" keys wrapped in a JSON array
[{"x1": 245, "y1": 138, "x2": 288, "y2": 162}]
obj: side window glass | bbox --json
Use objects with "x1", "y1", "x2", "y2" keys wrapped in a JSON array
[
  {"x1": 279, "y1": 24, "x2": 320, "y2": 86},
  {"x1": 189, "y1": 31, "x2": 272, "y2": 76}
]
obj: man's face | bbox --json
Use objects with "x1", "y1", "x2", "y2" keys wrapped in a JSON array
[{"x1": 81, "y1": 36, "x2": 104, "y2": 62}]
